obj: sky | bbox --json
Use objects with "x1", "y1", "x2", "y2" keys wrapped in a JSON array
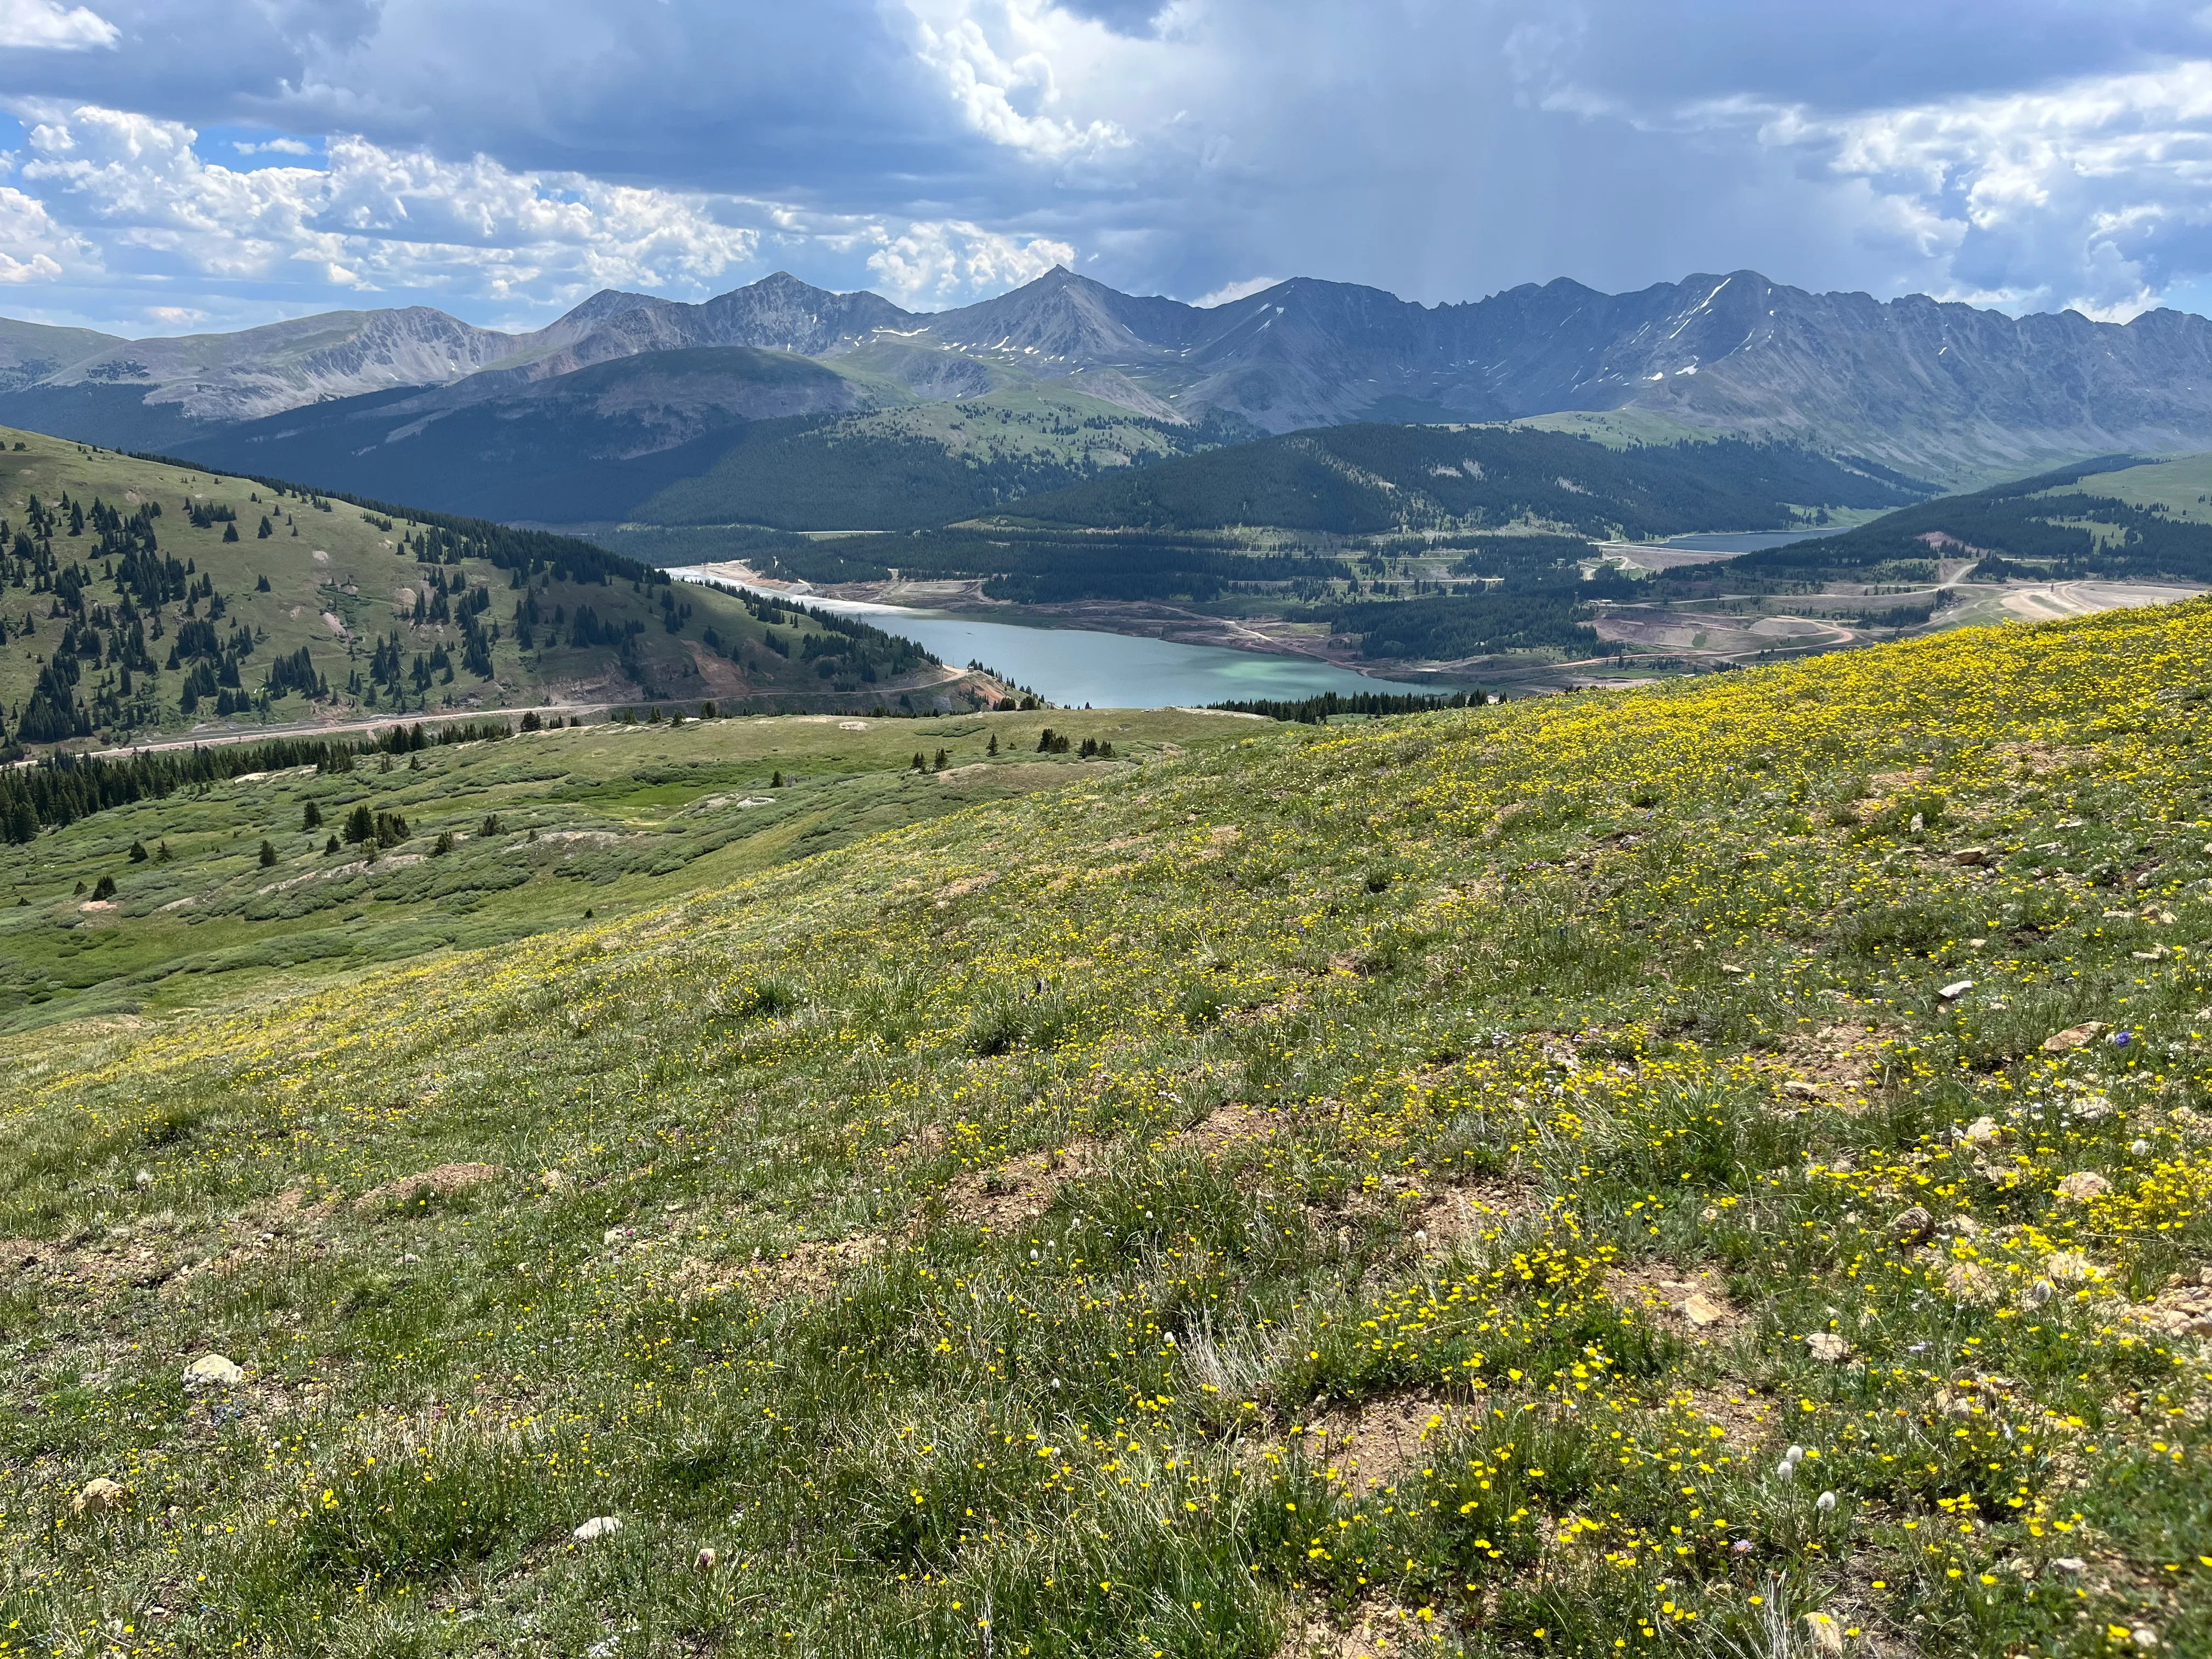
[{"x1": 0, "y1": 0, "x2": 2209, "y2": 337}]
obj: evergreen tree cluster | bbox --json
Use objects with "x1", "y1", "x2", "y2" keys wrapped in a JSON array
[
  {"x1": 0, "y1": 717, "x2": 514, "y2": 842},
  {"x1": 3, "y1": 490, "x2": 185, "y2": 742},
  {"x1": 997, "y1": 426, "x2": 1933, "y2": 539},
  {"x1": 720, "y1": 585, "x2": 936, "y2": 683},
  {"x1": 1208, "y1": 689, "x2": 1493, "y2": 724},
  {"x1": 758, "y1": 529, "x2": 1351, "y2": 606}
]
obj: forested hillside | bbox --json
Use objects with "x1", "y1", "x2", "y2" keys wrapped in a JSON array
[
  {"x1": 1658, "y1": 455, "x2": 2212, "y2": 591},
  {"x1": 0, "y1": 428, "x2": 988, "y2": 754},
  {"x1": 999, "y1": 426, "x2": 1928, "y2": 537},
  {"x1": 735, "y1": 428, "x2": 1929, "y2": 612}
]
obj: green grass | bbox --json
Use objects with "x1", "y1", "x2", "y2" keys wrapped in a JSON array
[
  {"x1": 1, "y1": 605, "x2": 2210, "y2": 1657},
  {"x1": 0, "y1": 708, "x2": 1238, "y2": 1033},
  {"x1": 2063, "y1": 453, "x2": 2212, "y2": 523}
]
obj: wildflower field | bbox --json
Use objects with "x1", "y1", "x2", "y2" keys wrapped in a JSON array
[{"x1": 2, "y1": 600, "x2": 2210, "y2": 1657}]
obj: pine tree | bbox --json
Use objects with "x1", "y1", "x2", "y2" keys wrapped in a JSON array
[{"x1": 258, "y1": 839, "x2": 276, "y2": 867}]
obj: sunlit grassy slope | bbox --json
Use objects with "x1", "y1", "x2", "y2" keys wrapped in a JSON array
[
  {"x1": 0, "y1": 709, "x2": 1239, "y2": 1034},
  {"x1": 2057, "y1": 453, "x2": 2212, "y2": 524},
  {"x1": 5, "y1": 603, "x2": 2212, "y2": 1657}
]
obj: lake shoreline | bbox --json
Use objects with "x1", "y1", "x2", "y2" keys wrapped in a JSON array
[{"x1": 667, "y1": 562, "x2": 1477, "y2": 708}]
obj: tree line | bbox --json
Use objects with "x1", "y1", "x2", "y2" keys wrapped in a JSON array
[{"x1": 0, "y1": 719, "x2": 515, "y2": 842}]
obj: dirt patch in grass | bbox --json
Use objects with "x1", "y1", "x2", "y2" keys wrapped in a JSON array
[
  {"x1": 1277, "y1": 1598, "x2": 1440, "y2": 1659},
  {"x1": 1606, "y1": 1262, "x2": 1745, "y2": 1345},
  {"x1": 7, "y1": 1232, "x2": 179, "y2": 1294},
  {"x1": 353, "y1": 1163, "x2": 501, "y2": 1212},
  {"x1": 1774, "y1": 1020, "x2": 1900, "y2": 1099},
  {"x1": 935, "y1": 870, "x2": 998, "y2": 905},
  {"x1": 1407, "y1": 1181, "x2": 1541, "y2": 1257},
  {"x1": 166, "y1": 1186, "x2": 343, "y2": 1294},
  {"x1": 1995, "y1": 740, "x2": 2101, "y2": 779},
  {"x1": 1661, "y1": 1383, "x2": 1780, "y2": 1451},
  {"x1": 246, "y1": 1184, "x2": 341, "y2": 1229},
  {"x1": 0, "y1": 1238, "x2": 46, "y2": 1276},
  {"x1": 1172, "y1": 1102, "x2": 1287, "y2": 1158},
  {"x1": 944, "y1": 1142, "x2": 1093, "y2": 1234},
  {"x1": 1293, "y1": 1390, "x2": 1464, "y2": 1494},
  {"x1": 694, "y1": 1234, "x2": 889, "y2": 1302}
]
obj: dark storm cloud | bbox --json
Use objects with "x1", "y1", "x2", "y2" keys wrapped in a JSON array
[{"x1": 0, "y1": 0, "x2": 2205, "y2": 331}]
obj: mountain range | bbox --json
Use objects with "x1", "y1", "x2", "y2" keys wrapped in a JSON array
[{"x1": 7, "y1": 267, "x2": 2212, "y2": 527}]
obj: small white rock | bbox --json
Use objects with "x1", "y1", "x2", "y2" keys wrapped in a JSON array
[
  {"x1": 1938, "y1": 979, "x2": 1974, "y2": 1001},
  {"x1": 2056, "y1": 1171, "x2": 2112, "y2": 1202},
  {"x1": 72, "y1": 1477, "x2": 128, "y2": 1515},
  {"x1": 182, "y1": 1354, "x2": 242, "y2": 1389},
  {"x1": 1804, "y1": 1332, "x2": 1851, "y2": 1363},
  {"x1": 572, "y1": 1515, "x2": 623, "y2": 1543},
  {"x1": 2050, "y1": 1555, "x2": 2085, "y2": 1574}
]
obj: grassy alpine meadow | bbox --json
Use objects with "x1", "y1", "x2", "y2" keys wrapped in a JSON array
[
  {"x1": 2, "y1": 602, "x2": 2211, "y2": 1658},
  {"x1": 0, "y1": 707, "x2": 1234, "y2": 1032}
]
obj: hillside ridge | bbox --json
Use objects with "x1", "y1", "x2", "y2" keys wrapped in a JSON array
[{"x1": 0, "y1": 602, "x2": 2206, "y2": 1653}]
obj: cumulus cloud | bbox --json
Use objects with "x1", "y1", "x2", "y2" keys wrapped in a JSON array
[
  {"x1": 0, "y1": 101, "x2": 1085, "y2": 323},
  {"x1": 0, "y1": 0, "x2": 117, "y2": 50},
  {"x1": 0, "y1": 183, "x2": 88, "y2": 281},
  {"x1": 1189, "y1": 274, "x2": 1279, "y2": 308},
  {"x1": 864, "y1": 217, "x2": 1076, "y2": 304},
  {"x1": 13, "y1": 104, "x2": 768, "y2": 307},
  {"x1": 904, "y1": 0, "x2": 1137, "y2": 160},
  {"x1": 1750, "y1": 60, "x2": 2212, "y2": 318},
  {"x1": 4, "y1": 2, "x2": 2212, "y2": 331}
]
